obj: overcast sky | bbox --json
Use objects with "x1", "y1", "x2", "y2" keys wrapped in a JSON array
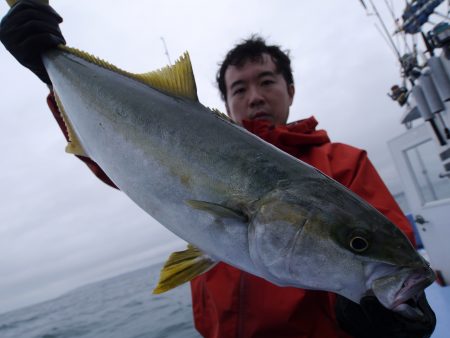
[{"x1": 0, "y1": 0, "x2": 437, "y2": 314}]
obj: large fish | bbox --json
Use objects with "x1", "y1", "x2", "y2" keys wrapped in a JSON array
[
  {"x1": 37, "y1": 46, "x2": 434, "y2": 318},
  {"x1": 5, "y1": 0, "x2": 434, "y2": 319}
]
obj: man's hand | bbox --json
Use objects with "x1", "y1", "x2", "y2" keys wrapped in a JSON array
[
  {"x1": 335, "y1": 293, "x2": 436, "y2": 338},
  {"x1": 0, "y1": 0, "x2": 65, "y2": 84}
]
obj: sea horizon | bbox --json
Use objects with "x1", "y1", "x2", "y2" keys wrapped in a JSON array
[{"x1": 0, "y1": 262, "x2": 200, "y2": 338}]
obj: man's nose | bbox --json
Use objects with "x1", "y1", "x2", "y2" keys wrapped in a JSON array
[{"x1": 248, "y1": 87, "x2": 264, "y2": 107}]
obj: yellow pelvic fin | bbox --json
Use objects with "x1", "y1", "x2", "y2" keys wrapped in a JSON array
[
  {"x1": 59, "y1": 45, "x2": 198, "y2": 101},
  {"x1": 153, "y1": 244, "x2": 217, "y2": 294},
  {"x1": 53, "y1": 92, "x2": 87, "y2": 156}
]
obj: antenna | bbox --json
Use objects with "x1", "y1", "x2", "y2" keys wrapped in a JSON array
[{"x1": 160, "y1": 37, "x2": 172, "y2": 66}]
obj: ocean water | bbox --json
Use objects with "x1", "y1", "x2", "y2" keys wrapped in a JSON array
[
  {"x1": 0, "y1": 264, "x2": 201, "y2": 338},
  {"x1": 1, "y1": 263, "x2": 449, "y2": 338}
]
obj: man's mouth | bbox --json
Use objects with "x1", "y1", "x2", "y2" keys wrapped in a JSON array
[{"x1": 251, "y1": 112, "x2": 272, "y2": 120}]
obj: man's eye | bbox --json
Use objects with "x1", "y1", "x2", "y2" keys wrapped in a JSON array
[
  {"x1": 261, "y1": 79, "x2": 275, "y2": 86},
  {"x1": 233, "y1": 88, "x2": 245, "y2": 96}
]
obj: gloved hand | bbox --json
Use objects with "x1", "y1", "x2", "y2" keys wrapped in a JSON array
[
  {"x1": 335, "y1": 293, "x2": 436, "y2": 338},
  {"x1": 0, "y1": 0, "x2": 65, "y2": 84}
]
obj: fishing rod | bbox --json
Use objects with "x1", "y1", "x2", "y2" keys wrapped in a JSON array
[
  {"x1": 384, "y1": 0, "x2": 413, "y2": 54},
  {"x1": 360, "y1": 0, "x2": 450, "y2": 146},
  {"x1": 160, "y1": 37, "x2": 172, "y2": 66},
  {"x1": 367, "y1": 0, "x2": 404, "y2": 62},
  {"x1": 362, "y1": 0, "x2": 418, "y2": 85}
]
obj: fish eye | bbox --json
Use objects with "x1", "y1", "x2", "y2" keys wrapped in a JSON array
[{"x1": 349, "y1": 235, "x2": 369, "y2": 253}]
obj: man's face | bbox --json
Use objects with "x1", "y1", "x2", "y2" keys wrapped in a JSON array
[{"x1": 224, "y1": 53, "x2": 295, "y2": 126}]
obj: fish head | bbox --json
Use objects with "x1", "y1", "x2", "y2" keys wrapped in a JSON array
[{"x1": 248, "y1": 185, "x2": 435, "y2": 318}]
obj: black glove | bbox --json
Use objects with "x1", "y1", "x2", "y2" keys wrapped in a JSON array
[
  {"x1": 335, "y1": 293, "x2": 436, "y2": 338},
  {"x1": 0, "y1": 0, "x2": 66, "y2": 84}
]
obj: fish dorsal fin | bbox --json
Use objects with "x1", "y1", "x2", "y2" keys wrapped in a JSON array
[
  {"x1": 153, "y1": 244, "x2": 217, "y2": 294},
  {"x1": 136, "y1": 53, "x2": 198, "y2": 101},
  {"x1": 59, "y1": 45, "x2": 198, "y2": 101}
]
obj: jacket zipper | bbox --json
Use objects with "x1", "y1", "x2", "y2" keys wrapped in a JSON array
[{"x1": 236, "y1": 272, "x2": 246, "y2": 338}]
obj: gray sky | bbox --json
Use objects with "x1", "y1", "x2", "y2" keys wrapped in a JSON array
[{"x1": 0, "y1": 0, "x2": 428, "y2": 314}]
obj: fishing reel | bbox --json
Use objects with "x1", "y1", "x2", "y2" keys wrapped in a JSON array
[
  {"x1": 400, "y1": 53, "x2": 422, "y2": 80},
  {"x1": 388, "y1": 85, "x2": 409, "y2": 106}
]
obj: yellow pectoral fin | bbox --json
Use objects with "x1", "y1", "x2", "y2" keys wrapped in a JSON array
[
  {"x1": 153, "y1": 244, "x2": 217, "y2": 294},
  {"x1": 186, "y1": 199, "x2": 248, "y2": 222}
]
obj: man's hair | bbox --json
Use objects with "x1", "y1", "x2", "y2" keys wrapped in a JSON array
[{"x1": 216, "y1": 35, "x2": 294, "y2": 101}]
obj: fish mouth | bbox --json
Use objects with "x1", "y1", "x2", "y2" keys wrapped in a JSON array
[
  {"x1": 392, "y1": 271, "x2": 434, "y2": 307},
  {"x1": 371, "y1": 267, "x2": 435, "y2": 319}
]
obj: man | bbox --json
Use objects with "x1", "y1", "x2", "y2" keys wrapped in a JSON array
[
  {"x1": 0, "y1": 2, "x2": 436, "y2": 338},
  {"x1": 190, "y1": 36, "x2": 435, "y2": 338}
]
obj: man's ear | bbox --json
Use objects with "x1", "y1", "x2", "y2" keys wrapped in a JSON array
[
  {"x1": 288, "y1": 84, "x2": 295, "y2": 105},
  {"x1": 225, "y1": 102, "x2": 231, "y2": 116}
]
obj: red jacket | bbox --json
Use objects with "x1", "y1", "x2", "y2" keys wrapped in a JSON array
[
  {"x1": 47, "y1": 94, "x2": 414, "y2": 338},
  {"x1": 190, "y1": 118, "x2": 415, "y2": 338}
]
